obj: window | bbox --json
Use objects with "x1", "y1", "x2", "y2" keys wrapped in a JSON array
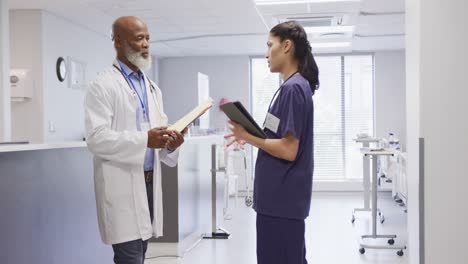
[
  {"x1": 250, "y1": 55, "x2": 374, "y2": 180},
  {"x1": 344, "y1": 56, "x2": 375, "y2": 179},
  {"x1": 251, "y1": 58, "x2": 281, "y2": 127},
  {"x1": 250, "y1": 58, "x2": 281, "y2": 168}
]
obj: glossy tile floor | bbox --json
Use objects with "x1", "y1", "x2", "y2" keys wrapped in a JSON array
[{"x1": 145, "y1": 192, "x2": 409, "y2": 264}]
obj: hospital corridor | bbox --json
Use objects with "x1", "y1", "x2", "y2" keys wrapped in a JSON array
[{"x1": 0, "y1": 0, "x2": 467, "y2": 264}]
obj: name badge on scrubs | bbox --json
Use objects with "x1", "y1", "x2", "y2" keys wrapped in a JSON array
[
  {"x1": 140, "y1": 122, "x2": 151, "y2": 132},
  {"x1": 264, "y1": 112, "x2": 280, "y2": 133}
]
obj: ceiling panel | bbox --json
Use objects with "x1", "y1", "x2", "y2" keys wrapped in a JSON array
[
  {"x1": 151, "y1": 42, "x2": 185, "y2": 57},
  {"x1": 154, "y1": 34, "x2": 268, "y2": 56},
  {"x1": 255, "y1": 0, "x2": 406, "y2": 54},
  {"x1": 353, "y1": 35, "x2": 405, "y2": 51},
  {"x1": 257, "y1": 1, "x2": 361, "y2": 16},
  {"x1": 358, "y1": 14, "x2": 405, "y2": 26},
  {"x1": 360, "y1": 0, "x2": 405, "y2": 13},
  {"x1": 9, "y1": 0, "x2": 407, "y2": 56},
  {"x1": 355, "y1": 24, "x2": 405, "y2": 36}
]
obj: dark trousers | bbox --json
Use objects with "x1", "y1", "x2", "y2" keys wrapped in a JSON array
[
  {"x1": 112, "y1": 183, "x2": 153, "y2": 264},
  {"x1": 256, "y1": 213, "x2": 308, "y2": 264}
]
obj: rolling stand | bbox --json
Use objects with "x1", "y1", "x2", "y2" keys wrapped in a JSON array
[{"x1": 203, "y1": 144, "x2": 231, "y2": 239}]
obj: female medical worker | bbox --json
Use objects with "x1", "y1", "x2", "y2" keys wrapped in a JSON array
[{"x1": 226, "y1": 21, "x2": 319, "y2": 264}]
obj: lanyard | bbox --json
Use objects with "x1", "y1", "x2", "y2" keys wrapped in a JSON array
[
  {"x1": 267, "y1": 71, "x2": 299, "y2": 112},
  {"x1": 263, "y1": 71, "x2": 299, "y2": 128},
  {"x1": 113, "y1": 63, "x2": 167, "y2": 126},
  {"x1": 114, "y1": 64, "x2": 148, "y2": 117},
  {"x1": 267, "y1": 87, "x2": 282, "y2": 112}
]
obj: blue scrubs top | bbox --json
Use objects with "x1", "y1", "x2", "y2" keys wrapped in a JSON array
[{"x1": 253, "y1": 73, "x2": 314, "y2": 220}]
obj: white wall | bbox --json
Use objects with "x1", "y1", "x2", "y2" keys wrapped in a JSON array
[
  {"x1": 407, "y1": 0, "x2": 468, "y2": 263},
  {"x1": 9, "y1": 10, "x2": 113, "y2": 143},
  {"x1": 419, "y1": 0, "x2": 468, "y2": 262},
  {"x1": 42, "y1": 11, "x2": 113, "y2": 142},
  {"x1": 374, "y1": 51, "x2": 407, "y2": 148},
  {"x1": 0, "y1": 0, "x2": 11, "y2": 142},
  {"x1": 151, "y1": 55, "x2": 160, "y2": 85},
  {"x1": 9, "y1": 10, "x2": 44, "y2": 143},
  {"x1": 159, "y1": 56, "x2": 251, "y2": 130}
]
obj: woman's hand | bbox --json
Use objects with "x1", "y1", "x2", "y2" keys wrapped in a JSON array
[
  {"x1": 225, "y1": 121, "x2": 299, "y2": 162},
  {"x1": 225, "y1": 120, "x2": 249, "y2": 148}
]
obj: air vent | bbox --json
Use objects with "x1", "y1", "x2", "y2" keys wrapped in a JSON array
[
  {"x1": 320, "y1": 32, "x2": 346, "y2": 37},
  {"x1": 280, "y1": 16, "x2": 343, "y2": 27}
]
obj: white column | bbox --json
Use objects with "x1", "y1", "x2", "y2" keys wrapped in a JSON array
[
  {"x1": 406, "y1": 0, "x2": 421, "y2": 262},
  {"x1": 0, "y1": 0, "x2": 11, "y2": 142},
  {"x1": 407, "y1": 0, "x2": 468, "y2": 263}
]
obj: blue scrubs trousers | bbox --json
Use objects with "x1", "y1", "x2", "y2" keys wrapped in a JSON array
[{"x1": 256, "y1": 213, "x2": 308, "y2": 264}]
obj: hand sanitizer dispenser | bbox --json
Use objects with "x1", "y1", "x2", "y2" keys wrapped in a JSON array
[{"x1": 10, "y1": 69, "x2": 33, "y2": 102}]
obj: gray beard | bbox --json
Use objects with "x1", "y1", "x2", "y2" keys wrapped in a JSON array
[{"x1": 124, "y1": 43, "x2": 152, "y2": 71}]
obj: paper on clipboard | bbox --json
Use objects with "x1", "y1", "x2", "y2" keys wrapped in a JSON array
[{"x1": 168, "y1": 99, "x2": 213, "y2": 132}]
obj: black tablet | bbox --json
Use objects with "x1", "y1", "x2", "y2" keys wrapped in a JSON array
[{"x1": 220, "y1": 101, "x2": 267, "y2": 139}]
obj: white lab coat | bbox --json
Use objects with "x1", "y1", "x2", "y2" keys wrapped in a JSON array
[{"x1": 84, "y1": 60, "x2": 179, "y2": 245}]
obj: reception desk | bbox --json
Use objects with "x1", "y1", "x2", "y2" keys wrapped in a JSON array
[{"x1": 0, "y1": 135, "x2": 225, "y2": 264}]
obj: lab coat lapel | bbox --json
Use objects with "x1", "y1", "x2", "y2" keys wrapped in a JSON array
[
  {"x1": 142, "y1": 72, "x2": 159, "y2": 128},
  {"x1": 140, "y1": 71, "x2": 165, "y2": 237},
  {"x1": 112, "y1": 60, "x2": 137, "y2": 99}
]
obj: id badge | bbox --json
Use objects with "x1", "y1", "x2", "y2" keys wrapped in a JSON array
[
  {"x1": 264, "y1": 112, "x2": 280, "y2": 133},
  {"x1": 140, "y1": 122, "x2": 151, "y2": 132}
]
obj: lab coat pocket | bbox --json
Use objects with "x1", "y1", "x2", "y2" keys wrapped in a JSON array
[{"x1": 101, "y1": 162, "x2": 133, "y2": 213}]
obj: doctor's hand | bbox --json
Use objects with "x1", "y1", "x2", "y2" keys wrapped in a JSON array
[
  {"x1": 147, "y1": 127, "x2": 173, "y2": 149},
  {"x1": 166, "y1": 130, "x2": 185, "y2": 151},
  {"x1": 225, "y1": 120, "x2": 248, "y2": 148}
]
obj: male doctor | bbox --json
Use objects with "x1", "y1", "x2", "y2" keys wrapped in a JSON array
[{"x1": 84, "y1": 16, "x2": 185, "y2": 264}]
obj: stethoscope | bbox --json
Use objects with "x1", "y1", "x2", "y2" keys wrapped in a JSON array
[{"x1": 113, "y1": 64, "x2": 164, "y2": 123}]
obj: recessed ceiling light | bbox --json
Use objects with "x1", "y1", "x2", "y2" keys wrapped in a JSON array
[{"x1": 311, "y1": 42, "x2": 352, "y2": 48}]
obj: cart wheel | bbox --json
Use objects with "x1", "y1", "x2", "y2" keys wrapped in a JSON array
[
  {"x1": 380, "y1": 216, "x2": 385, "y2": 224},
  {"x1": 359, "y1": 248, "x2": 365, "y2": 254},
  {"x1": 388, "y1": 239, "x2": 395, "y2": 245},
  {"x1": 245, "y1": 197, "x2": 253, "y2": 207},
  {"x1": 397, "y1": 250, "x2": 404, "y2": 256}
]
